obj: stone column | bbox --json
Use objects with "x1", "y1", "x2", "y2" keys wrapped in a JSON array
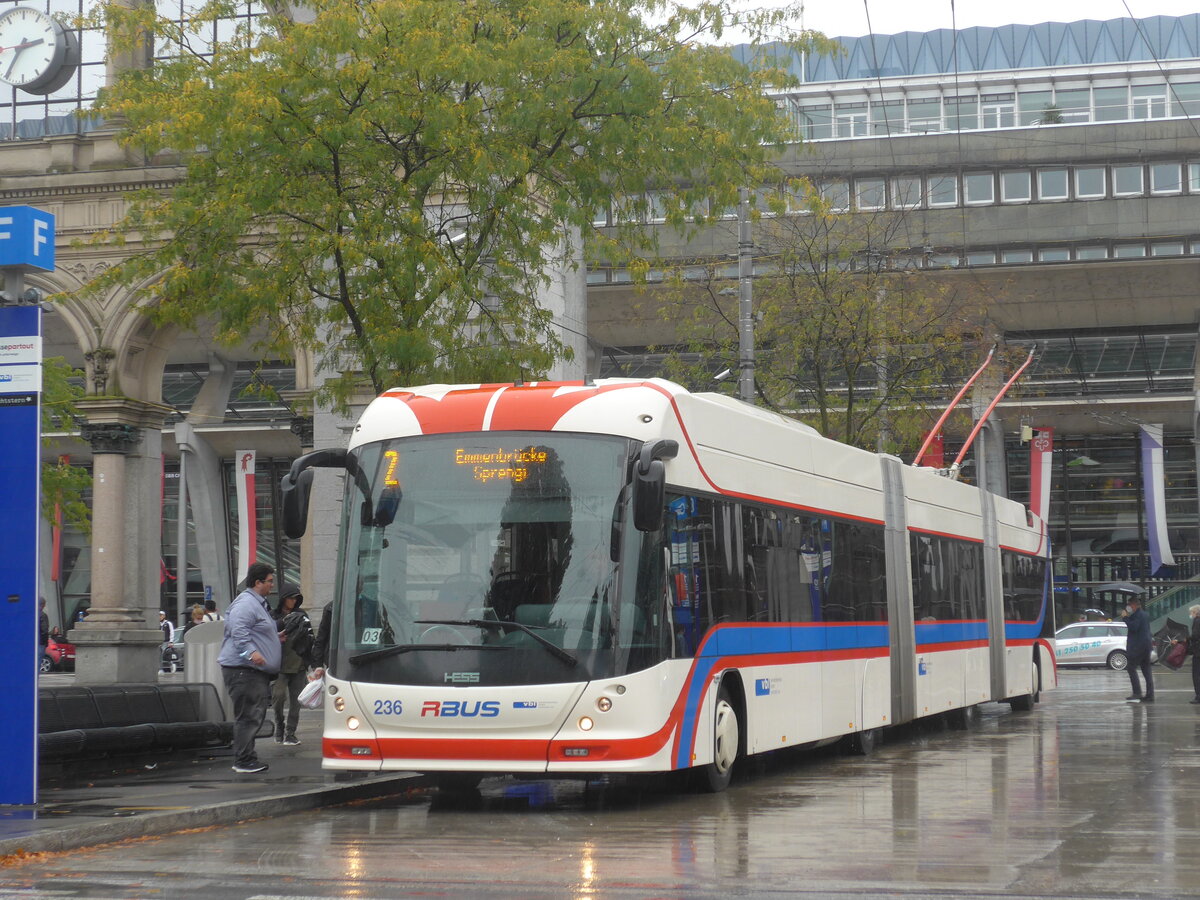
[{"x1": 70, "y1": 399, "x2": 169, "y2": 683}]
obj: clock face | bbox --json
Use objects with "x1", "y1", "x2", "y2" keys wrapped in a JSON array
[{"x1": 0, "y1": 6, "x2": 77, "y2": 94}]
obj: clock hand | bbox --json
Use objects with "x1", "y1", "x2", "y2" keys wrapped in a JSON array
[
  {"x1": 3, "y1": 38, "x2": 43, "y2": 80},
  {"x1": 0, "y1": 38, "x2": 45, "y2": 54}
]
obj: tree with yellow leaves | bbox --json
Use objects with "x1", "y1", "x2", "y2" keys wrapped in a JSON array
[{"x1": 84, "y1": 0, "x2": 819, "y2": 408}]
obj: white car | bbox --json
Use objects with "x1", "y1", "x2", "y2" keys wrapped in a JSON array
[{"x1": 1054, "y1": 621, "x2": 1157, "y2": 670}]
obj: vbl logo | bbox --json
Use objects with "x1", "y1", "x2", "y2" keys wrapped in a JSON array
[{"x1": 421, "y1": 700, "x2": 501, "y2": 718}]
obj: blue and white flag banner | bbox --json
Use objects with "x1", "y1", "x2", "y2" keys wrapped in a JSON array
[{"x1": 1140, "y1": 424, "x2": 1175, "y2": 574}]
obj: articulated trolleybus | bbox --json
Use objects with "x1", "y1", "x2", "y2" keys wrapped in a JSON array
[{"x1": 281, "y1": 378, "x2": 1055, "y2": 791}]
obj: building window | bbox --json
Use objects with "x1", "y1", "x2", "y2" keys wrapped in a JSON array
[
  {"x1": 981, "y1": 94, "x2": 1015, "y2": 129},
  {"x1": 1001, "y1": 171, "x2": 1032, "y2": 203},
  {"x1": 964, "y1": 172, "x2": 995, "y2": 205},
  {"x1": 834, "y1": 103, "x2": 868, "y2": 137},
  {"x1": 646, "y1": 192, "x2": 669, "y2": 224},
  {"x1": 1075, "y1": 167, "x2": 1107, "y2": 199},
  {"x1": 1055, "y1": 88, "x2": 1091, "y2": 123},
  {"x1": 1113, "y1": 244, "x2": 1147, "y2": 258},
  {"x1": 820, "y1": 180, "x2": 850, "y2": 213},
  {"x1": 1001, "y1": 249, "x2": 1034, "y2": 264},
  {"x1": 1094, "y1": 86, "x2": 1129, "y2": 121},
  {"x1": 1173, "y1": 83, "x2": 1200, "y2": 118},
  {"x1": 855, "y1": 179, "x2": 887, "y2": 211},
  {"x1": 1037, "y1": 169, "x2": 1069, "y2": 200},
  {"x1": 1018, "y1": 90, "x2": 1053, "y2": 126},
  {"x1": 796, "y1": 104, "x2": 833, "y2": 140},
  {"x1": 945, "y1": 96, "x2": 978, "y2": 131},
  {"x1": 870, "y1": 100, "x2": 903, "y2": 136},
  {"x1": 1150, "y1": 242, "x2": 1185, "y2": 256},
  {"x1": 928, "y1": 175, "x2": 958, "y2": 207},
  {"x1": 966, "y1": 251, "x2": 997, "y2": 265},
  {"x1": 1112, "y1": 165, "x2": 1144, "y2": 196},
  {"x1": 1075, "y1": 246, "x2": 1108, "y2": 260},
  {"x1": 1132, "y1": 85, "x2": 1168, "y2": 119},
  {"x1": 905, "y1": 98, "x2": 942, "y2": 133},
  {"x1": 1189, "y1": 163, "x2": 1200, "y2": 193},
  {"x1": 892, "y1": 177, "x2": 923, "y2": 210},
  {"x1": 1038, "y1": 248, "x2": 1071, "y2": 262},
  {"x1": 927, "y1": 253, "x2": 960, "y2": 268},
  {"x1": 1150, "y1": 163, "x2": 1182, "y2": 194}
]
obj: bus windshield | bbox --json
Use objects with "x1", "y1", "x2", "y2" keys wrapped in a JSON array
[{"x1": 331, "y1": 433, "x2": 670, "y2": 686}]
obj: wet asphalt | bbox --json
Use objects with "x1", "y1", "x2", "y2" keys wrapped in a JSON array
[{"x1": 1, "y1": 667, "x2": 1200, "y2": 898}]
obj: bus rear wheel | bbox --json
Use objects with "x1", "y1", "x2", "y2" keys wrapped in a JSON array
[{"x1": 699, "y1": 684, "x2": 739, "y2": 793}]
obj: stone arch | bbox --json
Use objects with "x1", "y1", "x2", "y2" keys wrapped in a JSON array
[
  {"x1": 27, "y1": 269, "x2": 96, "y2": 369},
  {"x1": 93, "y1": 278, "x2": 180, "y2": 402}
]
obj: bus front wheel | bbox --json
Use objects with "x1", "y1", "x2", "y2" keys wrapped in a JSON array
[{"x1": 699, "y1": 684, "x2": 739, "y2": 793}]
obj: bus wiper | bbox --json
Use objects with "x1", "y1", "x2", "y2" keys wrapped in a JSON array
[
  {"x1": 416, "y1": 619, "x2": 579, "y2": 668},
  {"x1": 348, "y1": 643, "x2": 479, "y2": 665}
]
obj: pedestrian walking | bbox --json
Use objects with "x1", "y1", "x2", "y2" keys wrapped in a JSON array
[
  {"x1": 158, "y1": 609, "x2": 175, "y2": 644},
  {"x1": 217, "y1": 563, "x2": 282, "y2": 774},
  {"x1": 203, "y1": 598, "x2": 222, "y2": 622},
  {"x1": 183, "y1": 604, "x2": 206, "y2": 635},
  {"x1": 1121, "y1": 595, "x2": 1154, "y2": 702},
  {"x1": 271, "y1": 583, "x2": 313, "y2": 746}
]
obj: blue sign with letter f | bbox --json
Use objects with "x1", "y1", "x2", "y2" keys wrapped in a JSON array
[{"x1": 0, "y1": 205, "x2": 55, "y2": 271}]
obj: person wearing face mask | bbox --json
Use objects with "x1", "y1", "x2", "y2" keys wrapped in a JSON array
[{"x1": 1120, "y1": 595, "x2": 1154, "y2": 702}]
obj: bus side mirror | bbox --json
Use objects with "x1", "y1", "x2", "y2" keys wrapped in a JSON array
[
  {"x1": 280, "y1": 448, "x2": 352, "y2": 538},
  {"x1": 633, "y1": 459, "x2": 666, "y2": 532},
  {"x1": 632, "y1": 439, "x2": 678, "y2": 532},
  {"x1": 281, "y1": 468, "x2": 315, "y2": 539}
]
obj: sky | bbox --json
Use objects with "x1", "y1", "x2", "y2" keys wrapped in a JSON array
[{"x1": 746, "y1": 0, "x2": 1200, "y2": 38}]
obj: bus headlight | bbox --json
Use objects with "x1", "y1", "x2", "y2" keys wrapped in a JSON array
[
  {"x1": 334, "y1": 696, "x2": 346, "y2": 712},
  {"x1": 347, "y1": 716, "x2": 361, "y2": 731},
  {"x1": 578, "y1": 716, "x2": 594, "y2": 732},
  {"x1": 596, "y1": 697, "x2": 612, "y2": 713}
]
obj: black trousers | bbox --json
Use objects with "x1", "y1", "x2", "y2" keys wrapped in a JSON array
[
  {"x1": 1191, "y1": 652, "x2": 1200, "y2": 700},
  {"x1": 1127, "y1": 650, "x2": 1154, "y2": 699},
  {"x1": 222, "y1": 665, "x2": 273, "y2": 767},
  {"x1": 272, "y1": 669, "x2": 307, "y2": 739}
]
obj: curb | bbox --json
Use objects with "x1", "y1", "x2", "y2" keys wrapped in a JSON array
[{"x1": 0, "y1": 772, "x2": 425, "y2": 858}]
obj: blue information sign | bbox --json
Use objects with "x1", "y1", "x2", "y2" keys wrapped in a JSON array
[
  {"x1": 0, "y1": 206, "x2": 55, "y2": 271},
  {"x1": 0, "y1": 303, "x2": 42, "y2": 805}
]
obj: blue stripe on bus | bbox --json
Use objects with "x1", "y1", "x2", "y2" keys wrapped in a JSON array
[
  {"x1": 672, "y1": 606, "x2": 1048, "y2": 768},
  {"x1": 915, "y1": 621, "x2": 989, "y2": 643}
]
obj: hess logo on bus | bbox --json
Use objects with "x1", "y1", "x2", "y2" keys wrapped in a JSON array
[{"x1": 421, "y1": 700, "x2": 501, "y2": 718}]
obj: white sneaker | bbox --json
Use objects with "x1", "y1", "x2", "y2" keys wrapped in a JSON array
[
  {"x1": 283, "y1": 736, "x2": 301, "y2": 746},
  {"x1": 232, "y1": 761, "x2": 269, "y2": 774}
]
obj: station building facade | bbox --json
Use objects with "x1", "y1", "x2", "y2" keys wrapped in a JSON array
[
  {"x1": 589, "y1": 15, "x2": 1200, "y2": 624},
  {"x1": 6, "y1": 7, "x2": 1199, "y2": 669}
]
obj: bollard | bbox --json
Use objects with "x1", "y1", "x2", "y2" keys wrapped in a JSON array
[{"x1": 183, "y1": 620, "x2": 232, "y2": 720}]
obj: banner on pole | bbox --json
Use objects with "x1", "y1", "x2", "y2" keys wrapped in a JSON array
[
  {"x1": 1029, "y1": 428, "x2": 1054, "y2": 522},
  {"x1": 235, "y1": 449, "x2": 257, "y2": 585},
  {"x1": 1140, "y1": 425, "x2": 1175, "y2": 574}
]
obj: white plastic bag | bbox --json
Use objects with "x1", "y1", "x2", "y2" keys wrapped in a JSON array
[{"x1": 298, "y1": 675, "x2": 325, "y2": 709}]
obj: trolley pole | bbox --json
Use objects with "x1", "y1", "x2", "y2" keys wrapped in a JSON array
[{"x1": 737, "y1": 186, "x2": 755, "y2": 403}]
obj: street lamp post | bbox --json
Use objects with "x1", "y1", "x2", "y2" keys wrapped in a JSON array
[{"x1": 737, "y1": 186, "x2": 754, "y2": 403}]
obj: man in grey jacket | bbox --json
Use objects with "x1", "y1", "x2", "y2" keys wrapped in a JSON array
[{"x1": 218, "y1": 562, "x2": 283, "y2": 773}]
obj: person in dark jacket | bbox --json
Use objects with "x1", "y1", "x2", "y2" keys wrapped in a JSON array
[
  {"x1": 311, "y1": 603, "x2": 332, "y2": 675},
  {"x1": 1188, "y1": 604, "x2": 1200, "y2": 704},
  {"x1": 271, "y1": 583, "x2": 312, "y2": 745},
  {"x1": 1122, "y1": 595, "x2": 1154, "y2": 702}
]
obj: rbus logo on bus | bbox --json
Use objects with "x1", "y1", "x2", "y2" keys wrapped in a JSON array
[{"x1": 420, "y1": 700, "x2": 501, "y2": 718}]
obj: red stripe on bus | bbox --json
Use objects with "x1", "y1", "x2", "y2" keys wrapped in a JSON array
[{"x1": 909, "y1": 526, "x2": 983, "y2": 543}]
